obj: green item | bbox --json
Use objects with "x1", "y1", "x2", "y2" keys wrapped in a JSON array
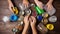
[{"x1": 34, "y1": 6, "x2": 44, "y2": 15}]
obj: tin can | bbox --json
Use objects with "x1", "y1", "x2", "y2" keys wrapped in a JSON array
[
  {"x1": 42, "y1": 18, "x2": 48, "y2": 25},
  {"x1": 49, "y1": 16, "x2": 57, "y2": 22},
  {"x1": 42, "y1": 12, "x2": 49, "y2": 18},
  {"x1": 46, "y1": 24, "x2": 54, "y2": 30},
  {"x1": 37, "y1": 23, "x2": 48, "y2": 34}
]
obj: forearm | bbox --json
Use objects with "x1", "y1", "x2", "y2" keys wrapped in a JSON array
[
  {"x1": 8, "y1": 0, "x2": 14, "y2": 7},
  {"x1": 22, "y1": 25, "x2": 29, "y2": 34},
  {"x1": 23, "y1": 0, "x2": 28, "y2": 1},
  {"x1": 31, "y1": 26, "x2": 37, "y2": 34},
  {"x1": 48, "y1": 0, "x2": 53, "y2": 4}
]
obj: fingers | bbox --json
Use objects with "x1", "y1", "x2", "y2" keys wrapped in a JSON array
[
  {"x1": 24, "y1": 14, "x2": 30, "y2": 20},
  {"x1": 29, "y1": 17, "x2": 32, "y2": 23},
  {"x1": 29, "y1": 16, "x2": 36, "y2": 23},
  {"x1": 31, "y1": 16, "x2": 36, "y2": 23}
]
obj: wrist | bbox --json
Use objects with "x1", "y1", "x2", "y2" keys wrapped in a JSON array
[
  {"x1": 48, "y1": 0, "x2": 53, "y2": 4},
  {"x1": 31, "y1": 25, "x2": 36, "y2": 28},
  {"x1": 23, "y1": 0, "x2": 28, "y2": 2}
]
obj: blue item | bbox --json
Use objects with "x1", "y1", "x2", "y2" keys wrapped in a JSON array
[
  {"x1": 10, "y1": 14, "x2": 18, "y2": 21},
  {"x1": 37, "y1": 16, "x2": 43, "y2": 21}
]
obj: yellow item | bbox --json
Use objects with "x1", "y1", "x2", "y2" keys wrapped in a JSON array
[
  {"x1": 12, "y1": 7, "x2": 19, "y2": 15},
  {"x1": 46, "y1": 24, "x2": 54, "y2": 30},
  {"x1": 44, "y1": 13, "x2": 48, "y2": 18}
]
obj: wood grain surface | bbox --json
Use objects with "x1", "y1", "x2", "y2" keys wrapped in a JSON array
[{"x1": 0, "y1": 0, "x2": 60, "y2": 34}]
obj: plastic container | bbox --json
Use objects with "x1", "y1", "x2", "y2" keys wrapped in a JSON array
[
  {"x1": 44, "y1": 6, "x2": 56, "y2": 16},
  {"x1": 49, "y1": 16, "x2": 57, "y2": 22},
  {"x1": 10, "y1": 14, "x2": 18, "y2": 22}
]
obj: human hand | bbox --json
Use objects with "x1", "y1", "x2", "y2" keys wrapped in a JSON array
[
  {"x1": 45, "y1": 2, "x2": 53, "y2": 10},
  {"x1": 29, "y1": 16, "x2": 36, "y2": 26},
  {"x1": 8, "y1": 0, "x2": 14, "y2": 12},
  {"x1": 24, "y1": 15, "x2": 30, "y2": 25},
  {"x1": 23, "y1": 0, "x2": 29, "y2": 7},
  {"x1": 34, "y1": 0, "x2": 44, "y2": 9}
]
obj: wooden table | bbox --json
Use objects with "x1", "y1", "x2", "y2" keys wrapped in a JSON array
[{"x1": 0, "y1": 0, "x2": 60, "y2": 34}]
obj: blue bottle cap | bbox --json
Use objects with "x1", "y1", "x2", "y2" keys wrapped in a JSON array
[
  {"x1": 10, "y1": 14, "x2": 18, "y2": 21},
  {"x1": 37, "y1": 16, "x2": 43, "y2": 21}
]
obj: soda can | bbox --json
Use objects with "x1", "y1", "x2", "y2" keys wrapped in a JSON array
[
  {"x1": 42, "y1": 18, "x2": 48, "y2": 25},
  {"x1": 46, "y1": 24, "x2": 54, "y2": 30},
  {"x1": 44, "y1": 5, "x2": 56, "y2": 16},
  {"x1": 37, "y1": 16, "x2": 43, "y2": 21},
  {"x1": 37, "y1": 23, "x2": 48, "y2": 34},
  {"x1": 49, "y1": 16, "x2": 57, "y2": 22},
  {"x1": 42, "y1": 12, "x2": 49, "y2": 18}
]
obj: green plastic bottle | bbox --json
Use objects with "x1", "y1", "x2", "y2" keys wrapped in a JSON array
[{"x1": 34, "y1": 6, "x2": 44, "y2": 15}]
